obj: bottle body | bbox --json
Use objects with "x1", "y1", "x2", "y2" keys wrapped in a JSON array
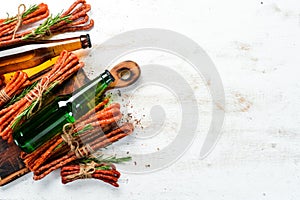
[
  {"x1": 0, "y1": 34, "x2": 91, "y2": 74},
  {"x1": 13, "y1": 96, "x2": 74, "y2": 153},
  {"x1": 13, "y1": 70, "x2": 115, "y2": 153}
]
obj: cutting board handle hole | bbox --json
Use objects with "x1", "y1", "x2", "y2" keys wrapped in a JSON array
[{"x1": 118, "y1": 68, "x2": 132, "y2": 81}]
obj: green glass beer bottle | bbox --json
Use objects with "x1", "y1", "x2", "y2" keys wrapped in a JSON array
[{"x1": 12, "y1": 70, "x2": 115, "y2": 153}]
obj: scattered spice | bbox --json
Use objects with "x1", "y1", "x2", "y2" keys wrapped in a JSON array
[{"x1": 117, "y1": 90, "x2": 121, "y2": 97}]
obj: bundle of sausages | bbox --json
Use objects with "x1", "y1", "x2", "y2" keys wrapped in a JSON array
[
  {"x1": 21, "y1": 98, "x2": 134, "y2": 187},
  {"x1": 0, "y1": 0, "x2": 94, "y2": 49}
]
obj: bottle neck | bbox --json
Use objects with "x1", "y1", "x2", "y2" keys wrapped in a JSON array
[
  {"x1": 67, "y1": 70, "x2": 115, "y2": 113},
  {"x1": 49, "y1": 34, "x2": 91, "y2": 56}
]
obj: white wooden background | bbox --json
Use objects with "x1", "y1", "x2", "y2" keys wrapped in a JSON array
[{"x1": 1, "y1": 0, "x2": 300, "y2": 199}]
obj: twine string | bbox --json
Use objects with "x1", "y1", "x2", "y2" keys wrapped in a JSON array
[
  {"x1": 0, "y1": 89, "x2": 11, "y2": 103},
  {"x1": 25, "y1": 76, "x2": 50, "y2": 116},
  {"x1": 12, "y1": 4, "x2": 26, "y2": 40},
  {"x1": 61, "y1": 123, "x2": 78, "y2": 152},
  {"x1": 24, "y1": 51, "x2": 67, "y2": 113},
  {"x1": 25, "y1": 51, "x2": 68, "y2": 115},
  {"x1": 65, "y1": 161, "x2": 97, "y2": 180},
  {"x1": 61, "y1": 123, "x2": 93, "y2": 158}
]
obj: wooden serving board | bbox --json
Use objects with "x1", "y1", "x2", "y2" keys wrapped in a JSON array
[{"x1": 0, "y1": 69, "x2": 90, "y2": 187}]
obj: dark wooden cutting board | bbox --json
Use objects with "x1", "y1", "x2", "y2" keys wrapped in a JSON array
[{"x1": 0, "y1": 69, "x2": 89, "y2": 186}]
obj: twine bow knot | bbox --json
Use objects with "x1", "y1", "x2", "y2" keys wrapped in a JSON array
[
  {"x1": 62, "y1": 123, "x2": 78, "y2": 152},
  {"x1": 66, "y1": 161, "x2": 97, "y2": 180},
  {"x1": 25, "y1": 77, "x2": 50, "y2": 117},
  {"x1": 61, "y1": 123, "x2": 94, "y2": 158}
]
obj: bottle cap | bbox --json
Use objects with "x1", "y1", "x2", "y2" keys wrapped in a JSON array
[
  {"x1": 80, "y1": 34, "x2": 92, "y2": 49},
  {"x1": 101, "y1": 70, "x2": 115, "y2": 85}
]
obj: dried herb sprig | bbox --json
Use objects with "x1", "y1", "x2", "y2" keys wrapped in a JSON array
[
  {"x1": 3, "y1": 4, "x2": 39, "y2": 25},
  {"x1": 22, "y1": 13, "x2": 71, "y2": 40},
  {"x1": 5, "y1": 82, "x2": 37, "y2": 108},
  {"x1": 11, "y1": 81, "x2": 59, "y2": 129},
  {"x1": 82, "y1": 155, "x2": 132, "y2": 165},
  {"x1": 53, "y1": 124, "x2": 94, "y2": 151},
  {"x1": 79, "y1": 155, "x2": 132, "y2": 171}
]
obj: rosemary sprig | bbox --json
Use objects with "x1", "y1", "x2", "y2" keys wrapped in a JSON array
[
  {"x1": 5, "y1": 81, "x2": 37, "y2": 108},
  {"x1": 53, "y1": 124, "x2": 93, "y2": 151},
  {"x1": 73, "y1": 124, "x2": 93, "y2": 137},
  {"x1": 11, "y1": 81, "x2": 60, "y2": 129},
  {"x1": 44, "y1": 81, "x2": 60, "y2": 95},
  {"x1": 82, "y1": 155, "x2": 132, "y2": 165},
  {"x1": 22, "y1": 5, "x2": 39, "y2": 19},
  {"x1": 4, "y1": 4, "x2": 38, "y2": 25},
  {"x1": 95, "y1": 165, "x2": 113, "y2": 170},
  {"x1": 22, "y1": 13, "x2": 71, "y2": 40},
  {"x1": 79, "y1": 155, "x2": 132, "y2": 170},
  {"x1": 11, "y1": 101, "x2": 35, "y2": 129}
]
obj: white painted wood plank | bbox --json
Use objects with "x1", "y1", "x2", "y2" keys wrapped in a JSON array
[{"x1": 1, "y1": 0, "x2": 300, "y2": 199}]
